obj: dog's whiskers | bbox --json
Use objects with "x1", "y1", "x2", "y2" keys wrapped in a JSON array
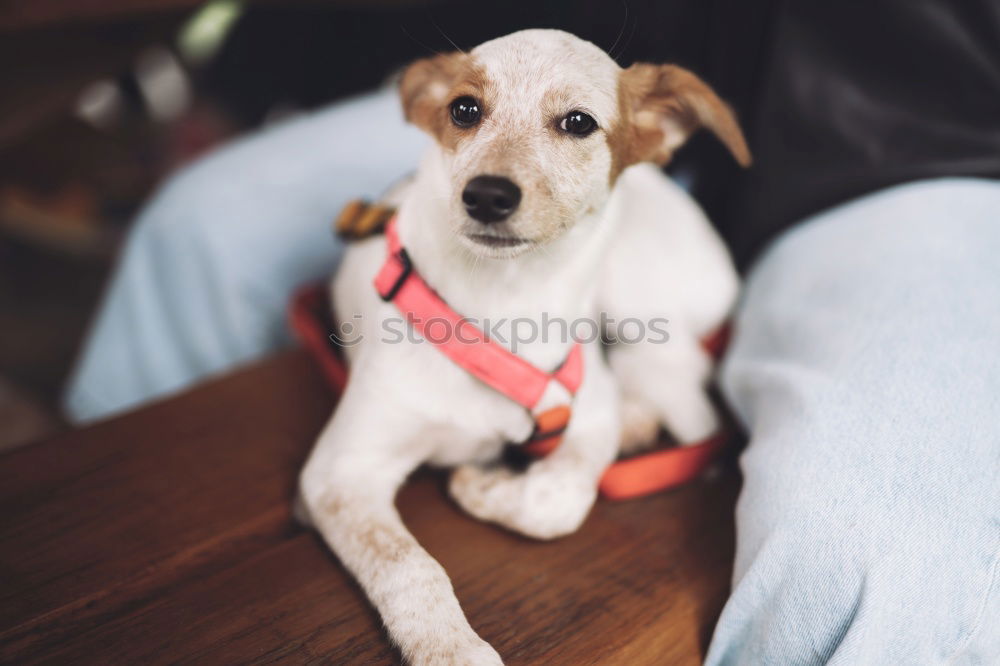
[
  {"x1": 615, "y1": 6, "x2": 638, "y2": 63},
  {"x1": 398, "y1": 23, "x2": 450, "y2": 59},
  {"x1": 607, "y1": 0, "x2": 631, "y2": 62},
  {"x1": 425, "y1": 8, "x2": 467, "y2": 55}
]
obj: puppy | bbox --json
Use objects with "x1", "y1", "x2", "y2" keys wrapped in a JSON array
[{"x1": 299, "y1": 29, "x2": 748, "y2": 665}]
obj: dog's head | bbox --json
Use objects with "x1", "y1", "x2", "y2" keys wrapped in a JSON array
[{"x1": 400, "y1": 29, "x2": 750, "y2": 258}]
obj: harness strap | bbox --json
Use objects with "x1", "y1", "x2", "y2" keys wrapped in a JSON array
[
  {"x1": 598, "y1": 432, "x2": 727, "y2": 500},
  {"x1": 374, "y1": 217, "x2": 582, "y2": 449}
]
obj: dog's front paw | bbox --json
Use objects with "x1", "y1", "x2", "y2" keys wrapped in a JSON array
[
  {"x1": 449, "y1": 463, "x2": 596, "y2": 540},
  {"x1": 618, "y1": 397, "x2": 661, "y2": 455},
  {"x1": 663, "y1": 391, "x2": 720, "y2": 444},
  {"x1": 405, "y1": 634, "x2": 503, "y2": 666},
  {"x1": 452, "y1": 639, "x2": 504, "y2": 666},
  {"x1": 449, "y1": 464, "x2": 514, "y2": 523}
]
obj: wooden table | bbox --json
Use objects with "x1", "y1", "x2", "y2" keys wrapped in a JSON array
[{"x1": 0, "y1": 349, "x2": 739, "y2": 664}]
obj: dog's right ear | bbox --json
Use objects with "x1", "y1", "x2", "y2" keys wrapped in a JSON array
[{"x1": 399, "y1": 52, "x2": 469, "y2": 137}]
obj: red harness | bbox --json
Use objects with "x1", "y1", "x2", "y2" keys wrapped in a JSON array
[{"x1": 289, "y1": 218, "x2": 729, "y2": 500}]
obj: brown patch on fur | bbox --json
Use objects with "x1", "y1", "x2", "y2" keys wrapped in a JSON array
[
  {"x1": 357, "y1": 522, "x2": 413, "y2": 563},
  {"x1": 607, "y1": 63, "x2": 751, "y2": 182},
  {"x1": 322, "y1": 494, "x2": 346, "y2": 517},
  {"x1": 399, "y1": 52, "x2": 490, "y2": 151},
  {"x1": 319, "y1": 493, "x2": 413, "y2": 563}
]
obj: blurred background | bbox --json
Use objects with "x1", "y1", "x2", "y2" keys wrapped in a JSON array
[{"x1": 1, "y1": 0, "x2": 757, "y2": 449}]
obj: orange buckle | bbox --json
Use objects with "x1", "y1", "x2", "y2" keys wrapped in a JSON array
[{"x1": 521, "y1": 405, "x2": 571, "y2": 457}]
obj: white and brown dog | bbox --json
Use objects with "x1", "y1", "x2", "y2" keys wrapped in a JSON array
[{"x1": 299, "y1": 29, "x2": 749, "y2": 665}]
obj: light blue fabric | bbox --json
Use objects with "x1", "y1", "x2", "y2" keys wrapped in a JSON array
[
  {"x1": 708, "y1": 178, "x2": 1000, "y2": 665},
  {"x1": 64, "y1": 88, "x2": 427, "y2": 421},
  {"x1": 64, "y1": 85, "x2": 1000, "y2": 664}
]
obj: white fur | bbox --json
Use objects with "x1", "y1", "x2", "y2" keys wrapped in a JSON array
[{"x1": 299, "y1": 30, "x2": 739, "y2": 665}]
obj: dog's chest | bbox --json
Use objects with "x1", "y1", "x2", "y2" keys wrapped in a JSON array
[
  {"x1": 386, "y1": 340, "x2": 540, "y2": 466},
  {"x1": 333, "y1": 230, "x2": 588, "y2": 467}
]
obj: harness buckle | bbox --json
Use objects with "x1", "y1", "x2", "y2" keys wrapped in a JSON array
[
  {"x1": 379, "y1": 248, "x2": 413, "y2": 302},
  {"x1": 522, "y1": 405, "x2": 572, "y2": 457}
]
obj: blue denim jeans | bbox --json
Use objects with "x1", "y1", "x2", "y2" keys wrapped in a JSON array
[
  {"x1": 64, "y1": 89, "x2": 429, "y2": 420},
  {"x1": 65, "y1": 88, "x2": 1000, "y2": 664},
  {"x1": 706, "y1": 178, "x2": 1000, "y2": 665}
]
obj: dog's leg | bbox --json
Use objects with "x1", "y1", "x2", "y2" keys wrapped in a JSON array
[
  {"x1": 449, "y1": 360, "x2": 619, "y2": 540},
  {"x1": 617, "y1": 396, "x2": 662, "y2": 455},
  {"x1": 300, "y1": 385, "x2": 502, "y2": 666},
  {"x1": 609, "y1": 326, "x2": 720, "y2": 444}
]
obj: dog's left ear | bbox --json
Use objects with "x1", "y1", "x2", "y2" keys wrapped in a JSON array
[{"x1": 616, "y1": 63, "x2": 751, "y2": 169}]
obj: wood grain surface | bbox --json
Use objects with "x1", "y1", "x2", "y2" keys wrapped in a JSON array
[{"x1": 0, "y1": 349, "x2": 739, "y2": 665}]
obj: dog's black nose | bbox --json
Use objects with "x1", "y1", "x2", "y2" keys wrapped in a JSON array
[{"x1": 462, "y1": 175, "x2": 521, "y2": 223}]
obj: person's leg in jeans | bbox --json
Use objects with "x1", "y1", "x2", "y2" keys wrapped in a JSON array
[
  {"x1": 64, "y1": 87, "x2": 427, "y2": 422},
  {"x1": 706, "y1": 178, "x2": 1000, "y2": 664}
]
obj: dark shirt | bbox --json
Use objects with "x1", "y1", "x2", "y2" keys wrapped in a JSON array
[{"x1": 713, "y1": 0, "x2": 1000, "y2": 265}]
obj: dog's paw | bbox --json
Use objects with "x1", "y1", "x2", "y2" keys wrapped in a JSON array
[
  {"x1": 449, "y1": 464, "x2": 514, "y2": 521},
  {"x1": 450, "y1": 463, "x2": 596, "y2": 540},
  {"x1": 618, "y1": 397, "x2": 661, "y2": 455},
  {"x1": 452, "y1": 639, "x2": 504, "y2": 666},
  {"x1": 660, "y1": 390, "x2": 720, "y2": 444},
  {"x1": 406, "y1": 634, "x2": 503, "y2": 666}
]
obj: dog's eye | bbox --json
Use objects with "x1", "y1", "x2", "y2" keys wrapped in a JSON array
[
  {"x1": 450, "y1": 96, "x2": 481, "y2": 127},
  {"x1": 560, "y1": 111, "x2": 597, "y2": 137}
]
